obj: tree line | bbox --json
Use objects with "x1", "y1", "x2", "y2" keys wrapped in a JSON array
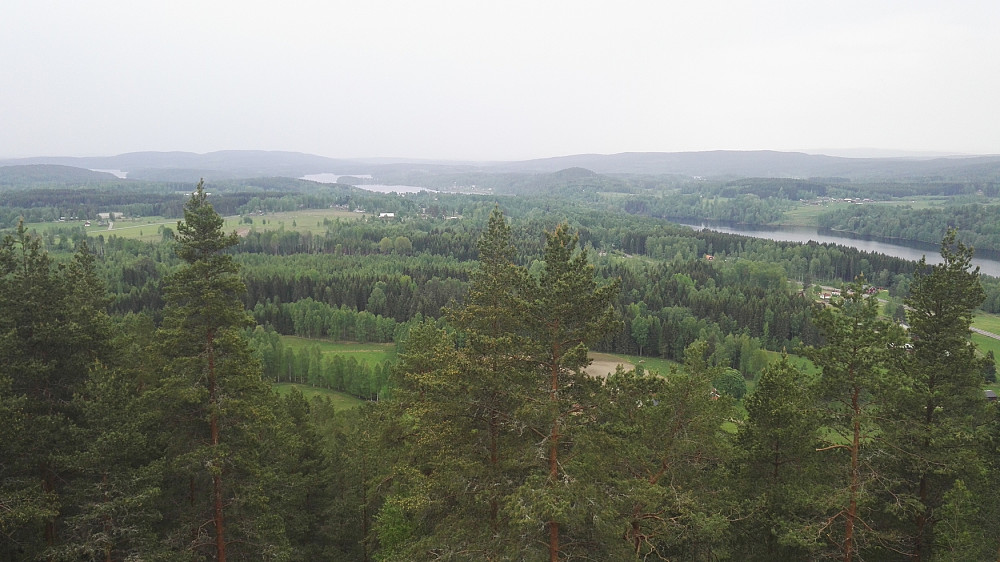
[{"x1": 818, "y1": 202, "x2": 1000, "y2": 252}]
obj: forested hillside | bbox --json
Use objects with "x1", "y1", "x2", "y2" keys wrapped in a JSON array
[{"x1": 2, "y1": 164, "x2": 1000, "y2": 559}]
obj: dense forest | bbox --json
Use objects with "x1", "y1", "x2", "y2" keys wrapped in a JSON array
[
  {"x1": 3, "y1": 161, "x2": 1000, "y2": 560},
  {"x1": 817, "y1": 203, "x2": 1000, "y2": 251}
]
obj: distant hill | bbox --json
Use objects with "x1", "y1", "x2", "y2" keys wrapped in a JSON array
[
  {"x1": 4, "y1": 149, "x2": 1000, "y2": 183},
  {"x1": 0, "y1": 164, "x2": 120, "y2": 186},
  {"x1": 496, "y1": 151, "x2": 1000, "y2": 179}
]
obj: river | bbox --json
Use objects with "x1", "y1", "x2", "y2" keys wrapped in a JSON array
[{"x1": 674, "y1": 221, "x2": 1000, "y2": 278}]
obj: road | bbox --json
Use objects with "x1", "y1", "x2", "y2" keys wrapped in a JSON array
[
  {"x1": 828, "y1": 288, "x2": 1000, "y2": 343},
  {"x1": 971, "y1": 327, "x2": 1000, "y2": 341}
]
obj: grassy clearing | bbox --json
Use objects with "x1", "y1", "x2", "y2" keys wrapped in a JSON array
[
  {"x1": 757, "y1": 349, "x2": 819, "y2": 375},
  {"x1": 973, "y1": 312, "x2": 1000, "y2": 335},
  {"x1": 272, "y1": 383, "x2": 366, "y2": 409},
  {"x1": 585, "y1": 352, "x2": 636, "y2": 378},
  {"x1": 279, "y1": 336, "x2": 397, "y2": 366},
  {"x1": 974, "y1": 333, "x2": 1000, "y2": 359},
  {"x1": 597, "y1": 353, "x2": 682, "y2": 378},
  {"x1": 778, "y1": 204, "x2": 836, "y2": 226},
  {"x1": 24, "y1": 216, "x2": 176, "y2": 243}
]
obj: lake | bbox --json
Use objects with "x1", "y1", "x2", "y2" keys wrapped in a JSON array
[
  {"x1": 674, "y1": 221, "x2": 1000, "y2": 278},
  {"x1": 300, "y1": 173, "x2": 434, "y2": 194}
]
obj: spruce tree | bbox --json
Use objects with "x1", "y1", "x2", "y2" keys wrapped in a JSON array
[
  {"x1": 0, "y1": 227, "x2": 116, "y2": 560},
  {"x1": 735, "y1": 354, "x2": 829, "y2": 559},
  {"x1": 370, "y1": 321, "x2": 474, "y2": 559}
]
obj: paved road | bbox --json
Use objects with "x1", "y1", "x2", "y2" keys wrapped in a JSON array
[{"x1": 972, "y1": 327, "x2": 1000, "y2": 341}]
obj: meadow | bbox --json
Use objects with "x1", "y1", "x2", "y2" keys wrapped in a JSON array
[
  {"x1": 973, "y1": 311, "x2": 1000, "y2": 336},
  {"x1": 278, "y1": 336, "x2": 397, "y2": 366},
  {"x1": 272, "y1": 383, "x2": 366, "y2": 409}
]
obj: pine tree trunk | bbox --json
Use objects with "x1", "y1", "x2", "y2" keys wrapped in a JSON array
[
  {"x1": 42, "y1": 468, "x2": 55, "y2": 547},
  {"x1": 912, "y1": 389, "x2": 936, "y2": 561},
  {"x1": 548, "y1": 339, "x2": 560, "y2": 562},
  {"x1": 912, "y1": 474, "x2": 927, "y2": 561},
  {"x1": 208, "y1": 330, "x2": 226, "y2": 562},
  {"x1": 489, "y1": 412, "x2": 499, "y2": 530},
  {"x1": 845, "y1": 383, "x2": 860, "y2": 562},
  {"x1": 549, "y1": 521, "x2": 559, "y2": 562}
]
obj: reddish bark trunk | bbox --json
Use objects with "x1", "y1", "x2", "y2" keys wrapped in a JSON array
[
  {"x1": 214, "y1": 472, "x2": 226, "y2": 562},
  {"x1": 208, "y1": 330, "x2": 226, "y2": 562}
]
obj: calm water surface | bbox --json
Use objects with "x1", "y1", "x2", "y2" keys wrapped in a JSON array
[
  {"x1": 675, "y1": 221, "x2": 1000, "y2": 278},
  {"x1": 301, "y1": 173, "x2": 433, "y2": 194}
]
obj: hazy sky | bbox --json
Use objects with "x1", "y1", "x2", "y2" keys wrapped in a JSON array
[{"x1": 3, "y1": 1, "x2": 999, "y2": 160}]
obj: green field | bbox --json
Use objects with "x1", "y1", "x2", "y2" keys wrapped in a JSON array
[
  {"x1": 973, "y1": 333, "x2": 1000, "y2": 358},
  {"x1": 279, "y1": 336, "x2": 397, "y2": 366},
  {"x1": 778, "y1": 203, "x2": 837, "y2": 226},
  {"x1": 272, "y1": 383, "x2": 366, "y2": 409},
  {"x1": 778, "y1": 197, "x2": 952, "y2": 227},
  {"x1": 973, "y1": 312, "x2": 1000, "y2": 335},
  {"x1": 25, "y1": 207, "x2": 366, "y2": 243},
  {"x1": 879, "y1": 197, "x2": 951, "y2": 210},
  {"x1": 614, "y1": 354, "x2": 681, "y2": 377}
]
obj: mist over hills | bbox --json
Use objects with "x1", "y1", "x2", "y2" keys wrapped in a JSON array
[
  {"x1": 3, "y1": 149, "x2": 1000, "y2": 183},
  {"x1": 0, "y1": 164, "x2": 121, "y2": 186}
]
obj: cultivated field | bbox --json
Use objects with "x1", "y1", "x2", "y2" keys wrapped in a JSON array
[
  {"x1": 779, "y1": 196, "x2": 951, "y2": 227},
  {"x1": 25, "y1": 207, "x2": 366, "y2": 243}
]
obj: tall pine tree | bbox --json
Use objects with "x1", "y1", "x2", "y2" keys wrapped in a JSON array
[
  {"x1": 512, "y1": 223, "x2": 620, "y2": 562},
  {"x1": 149, "y1": 180, "x2": 289, "y2": 560},
  {"x1": 807, "y1": 277, "x2": 906, "y2": 560},
  {"x1": 885, "y1": 229, "x2": 988, "y2": 560}
]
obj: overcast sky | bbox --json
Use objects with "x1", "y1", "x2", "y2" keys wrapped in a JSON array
[{"x1": 2, "y1": 1, "x2": 999, "y2": 160}]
